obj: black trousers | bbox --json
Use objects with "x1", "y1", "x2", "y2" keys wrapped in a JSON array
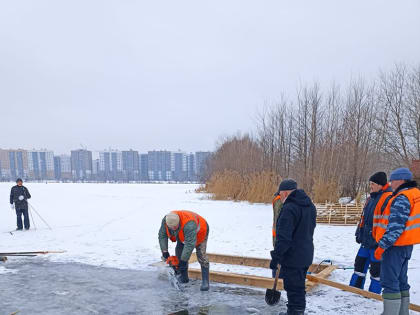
[
  {"x1": 280, "y1": 266, "x2": 309, "y2": 312},
  {"x1": 16, "y1": 208, "x2": 30, "y2": 230}
]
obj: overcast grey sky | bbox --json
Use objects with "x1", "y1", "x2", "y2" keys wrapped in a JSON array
[{"x1": 1, "y1": 1, "x2": 419, "y2": 154}]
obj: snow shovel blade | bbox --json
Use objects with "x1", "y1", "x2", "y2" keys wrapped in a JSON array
[
  {"x1": 265, "y1": 288, "x2": 281, "y2": 305},
  {"x1": 265, "y1": 264, "x2": 281, "y2": 306}
]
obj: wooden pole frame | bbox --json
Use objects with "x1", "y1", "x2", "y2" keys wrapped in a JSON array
[
  {"x1": 186, "y1": 253, "x2": 420, "y2": 312},
  {"x1": 188, "y1": 253, "x2": 335, "y2": 291}
]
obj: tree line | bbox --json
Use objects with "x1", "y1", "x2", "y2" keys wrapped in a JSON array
[{"x1": 203, "y1": 64, "x2": 420, "y2": 203}]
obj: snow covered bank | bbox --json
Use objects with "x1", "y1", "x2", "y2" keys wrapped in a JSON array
[{"x1": 1, "y1": 183, "x2": 419, "y2": 314}]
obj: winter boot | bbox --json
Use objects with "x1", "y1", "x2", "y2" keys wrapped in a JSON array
[
  {"x1": 200, "y1": 266, "x2": 210, "y2": 291},
  {"x1": 399, "y1": 291, "x2": 410, "y2": 315},
  {"x1": 177, "y1": 260, "x2": 189, "y2": 283},
  {"x1": 381, "y1": 297, "x2": 401, "y2": 315},
  {"x1": 368, "y1": 277, "x2": 382, "y2": 294}
]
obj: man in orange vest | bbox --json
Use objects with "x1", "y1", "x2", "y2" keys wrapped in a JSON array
[
  {"x1": 349, "y1": 172, "x2": 392, "y2": 293},
  {"x1": 158, "y1": 210, "x2": 210, "y2": 291},
  {"x1": 373, "y1": 168, "x2": 420, "y2": 315}
]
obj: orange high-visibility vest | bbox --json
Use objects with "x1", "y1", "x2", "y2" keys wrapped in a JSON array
[
  {"x1": 272, "y1": 195, "x2": 282, "y2": 237},
  {"x1": 373, "y1": 187, "x2": 420, "y2": 245},
  {"x1": 369, "y1": 185, "x2": 393, "y2": 236},
  {"x1": 165, "y1": 210, "x2": 208, "y2": 246}
]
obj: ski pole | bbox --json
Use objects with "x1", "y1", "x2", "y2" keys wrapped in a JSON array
[
  {"x1": 29, "y1": 207, "x2": 37, "y2": 230},
  {"x1": 28, "y1": 203, "x2": 52, "y2": 230}
]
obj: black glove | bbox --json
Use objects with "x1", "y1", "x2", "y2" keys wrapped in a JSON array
[
  {"x1": 270, "y1": 250, "x2": 279, "y2": 270},
  {"x1": 355, "y1": 226, "x2": 362, "y2": 244},
  {"x1": 270, "y1": 259, "x2": 279, "y2": 270},
  {"x1": 177, "y1": 260, "x2": 189, "y2": 283},
  {"x1": 162, "y1": 252, "x2": 170, "y2": 260}
]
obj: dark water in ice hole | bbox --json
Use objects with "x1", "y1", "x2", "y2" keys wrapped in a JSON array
[{"x1": 0, "y1": 259, "x2": 284, "y2": 314}]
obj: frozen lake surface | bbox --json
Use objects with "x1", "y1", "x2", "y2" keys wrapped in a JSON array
[
  {"x1": 1, "y1": 183, "x2": 419, "y2": 314},
  {"x1": 0, "y1": 259, "x2": 282, "y2": 315}
]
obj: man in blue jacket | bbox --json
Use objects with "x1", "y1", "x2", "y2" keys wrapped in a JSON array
[
  {"x1": 10, "y1": 178, "x2": 31, "y2": 230},
  {"x1": 270, "y1": 179, "x2": 316, "y2": 315},
  {"x1": 350, "y1": 172, "x2": 392, "y2": 294}
]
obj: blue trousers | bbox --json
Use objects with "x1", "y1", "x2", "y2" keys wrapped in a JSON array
[
  {"x1": 380, "y1": 245, "x2": 413, "y2": 295},
  {"x1": 16, "y1": 208, "x2": 30, "y2": 230},
  {"x1": 349, "y1": 246, "x2": 382, "y2": 294}
]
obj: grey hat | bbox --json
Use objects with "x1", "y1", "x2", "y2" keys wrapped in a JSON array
[
  {"x1": 278, "y1": 179, "x2": 297, "y2": 191},
  {"x1": 165, "y1": 212, "x2": 180, "y2": 229}
]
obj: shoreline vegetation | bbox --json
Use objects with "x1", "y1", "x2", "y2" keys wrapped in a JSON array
[{"x1": 200, "y1": 64, "x2": 420, "y2": 204}]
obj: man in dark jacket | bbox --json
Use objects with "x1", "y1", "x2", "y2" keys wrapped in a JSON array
[
  {"x1": 10, "y1": 178, "x2": 31, "y2": 230},
  {"x1": 270, "y1": 179, "x2": 316, "y2": 315},
  {"x1": 349, "y1": 172, "x2": 392, "y2": 293}
]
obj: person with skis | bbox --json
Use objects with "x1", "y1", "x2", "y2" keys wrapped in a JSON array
[
  {"x1": 158, "y1": 210, "x2": 210, "y2": 291},
  {"x1": 373, "y1": 168, "x2": 420, "y2": 315},
  {"x1": 269, "y1": 179, "x2": 317, "y2": 315},
  {"x1": 349, "y1": 172, "x2": 392, "y2": 294},
  {"x1": 10, "y1": 178, "x2": 31, "y2": 230}
]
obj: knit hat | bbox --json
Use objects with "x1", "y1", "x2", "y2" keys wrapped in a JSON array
[
  {"x1": 369, "y1": 172, "x2": 387, "y2": 186},
  {"x1": 16, "y1": 178, "x2": 23, "y2": 183},
  {"x1": 390, "y1": 168, "x2": 413, "y2": 181},
  {"x1": 278, "y1": 179, "x2": 297, "y2": 191},
  {"x1": 165, "y1": 212, "x2": 180, "y2": 229}
]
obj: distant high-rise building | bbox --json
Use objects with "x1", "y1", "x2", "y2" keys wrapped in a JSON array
[
  {"x1": 71, "y1": 149, "x2": 93, "y2": 180},
  {"x1": 140, "y1": 154, "x2": 149, "y2": 181},
  {"x1": 54, "y1": 156, "x2": 61, "y2": 180},
  {"x1": 28, "y1": 150, "x2": 54, "y2": 180},
  {"x1": 122, "y1": 150, "x2": 140, "y2": 181},
  {"x1": 54, "y1": 154, "x2": 72, "y2": 180},
  {"x1": 0, "y1": 149, "x2": 9, "y2": 179},
  {"x1": 0, "y1": 149, "x2": 29, "y2": 180},
  {"x1": 99, "y1": 150, "x2": 123, "y2": 181},
  {"x1": 148, "y1": 150, "x2": 172, "y2": 181},
  {"x1": 195, "y1": 151, "x2": 211, "y2": 180},
  {"x1": 92, "y1": 159, "x2": 100, "y2": 177},
  {"x1": 186, "y1": 153, "x2": 196, "y2": 181},
  {"x1": 172, "y1": 151, "x2": 187, "y2": 181}
]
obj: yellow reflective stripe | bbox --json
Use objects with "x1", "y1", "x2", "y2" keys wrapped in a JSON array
[
  {"x1": 405, "y1": 223, "x2": 420, "y2": 231},
  {"x1": 408, "y1": 214, "x2": 420, "y2": 221},
  {"x1": 373, "y1": 223, "x2": 388, "y2": 229}
]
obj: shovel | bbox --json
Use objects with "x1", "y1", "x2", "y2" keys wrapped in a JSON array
[{"x1": 265, "y1": 264, "x2": 281, "y2": 305}]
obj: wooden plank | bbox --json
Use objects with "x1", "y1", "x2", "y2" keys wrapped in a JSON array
[
  {"x1": 205, "y1": 253, "x2": 270, "y2": 268},
  {"x1": 189, "y1": 268, "x2": 283, "y2": 290},
  {"x1": 306, "y1": 274, "x2": 420, "y2": 313},
  {"x1": 190, "y1": 253, "x2": 330, "y2": 273},
  {"x1": 189, "y1": 253, "x2": 198, "y2": 263}
]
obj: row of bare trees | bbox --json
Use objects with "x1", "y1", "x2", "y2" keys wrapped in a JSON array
[{"x1": 205, "y1": 64, "x2": 420, "y2": 202}]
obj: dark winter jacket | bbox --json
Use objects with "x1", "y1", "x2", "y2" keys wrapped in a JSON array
[
  {"x1": 355, "y1": 185, "x2": 393, "y2": 249},
  {"x1": 10, "y1": 185, "x2": 31, "y2": 210},
  {"x1": 271, "y1": 189, "x2": 317, "y2": 268}
]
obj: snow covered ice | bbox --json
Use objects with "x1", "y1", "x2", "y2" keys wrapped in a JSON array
[{"x1": 1, "y1": 183, "x2": 419, "y2": 314}]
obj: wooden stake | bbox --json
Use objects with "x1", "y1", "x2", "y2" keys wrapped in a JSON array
[{"x1": 0, "y1": 251, "x2": 66, "y2": 255}]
